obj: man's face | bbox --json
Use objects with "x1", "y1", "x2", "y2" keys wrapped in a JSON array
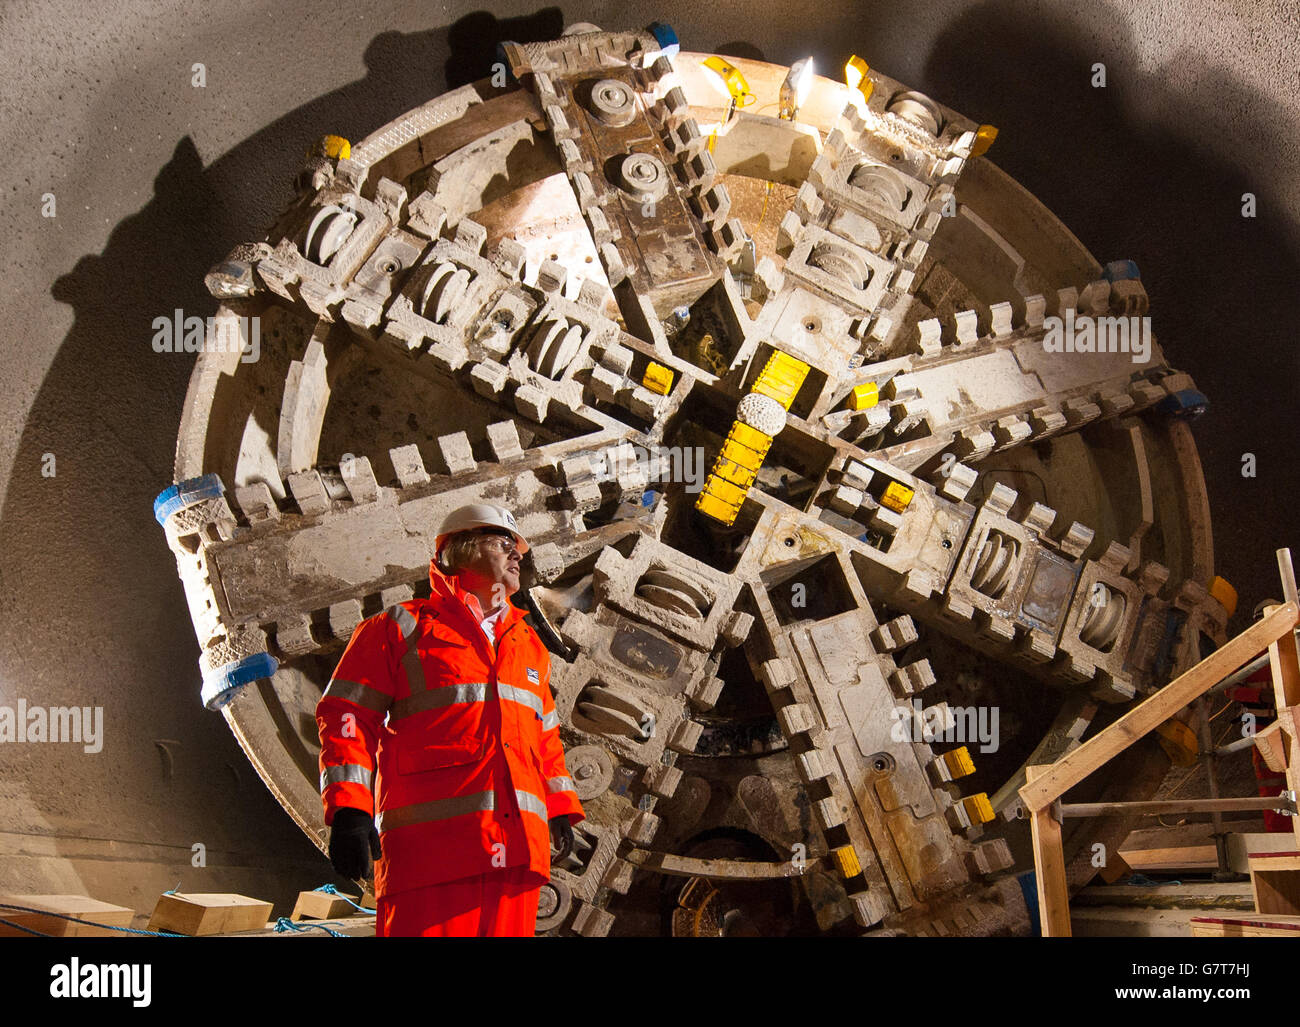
[{"x1": 456, "y1": 528, "x2": 522, "y2": 603}]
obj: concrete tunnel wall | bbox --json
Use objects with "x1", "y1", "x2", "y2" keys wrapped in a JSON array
[{"x1": 0, "y1": 0, "x2": 1296, "y2": 919}]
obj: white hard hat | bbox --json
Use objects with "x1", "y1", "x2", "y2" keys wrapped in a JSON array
[{"x1": 435, "y1": 502, "x2": 530, "y2": 558}]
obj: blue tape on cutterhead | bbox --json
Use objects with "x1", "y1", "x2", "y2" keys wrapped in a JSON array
[
  {"x1": 1154, "y1": 389, "x2": 1209, "y2": 420},
  {"x1": 647, "y1": 22, "x2": 680, "y2": 58},
  {"x1": 1103, "y1": 259, "x2": 1140, "y2": 282},
  {"x1": 154, "y1": 474, "x2": 225, "y2": 525},
  {"x1": 200, "y1": 651, "x2": 278, "y2": 711}
]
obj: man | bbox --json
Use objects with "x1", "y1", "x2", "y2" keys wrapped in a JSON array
[{"x1": 315, "y1": 502, "x2": 584, "y2": 936}]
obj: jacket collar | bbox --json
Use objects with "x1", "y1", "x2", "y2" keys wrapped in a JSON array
[{"x1": 427, "y1": 560, "x2": 529, "y2": 639}]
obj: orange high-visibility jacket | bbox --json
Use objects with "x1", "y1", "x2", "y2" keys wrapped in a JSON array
[{"x1": 316, "y1": 561, "x2": 584, "y2": 897}]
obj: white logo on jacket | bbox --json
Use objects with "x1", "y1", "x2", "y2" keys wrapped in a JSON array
[{"x1": 526, "y1": 667, "x2": 539, "y2": 684}]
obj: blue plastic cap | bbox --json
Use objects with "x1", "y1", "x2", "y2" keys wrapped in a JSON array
[
  {"x1": 647, "y1": 22, "x2": 680, "y2": 57},
  {"x1": 1154, "y1": 388, "x2": 1209, "y2": 420},
  {"x1": 154, "y1": 473, "x2": 226, "y2": 525},
  {"x1": 201, "y1": 651, "x2": 278, "y2": 711},
  {"x1": 1103, "y1": 259, "x2": 1140, "y2": 282}
]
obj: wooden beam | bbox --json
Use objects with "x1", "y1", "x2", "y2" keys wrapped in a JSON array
[
  {"x1": 1026, "y1": 765, "x2": 1072, "y2": 937},
  {"x1": 1020, "y1": 602, "x2": 1299, "y2": 813},
  {"x1": 1256, "y1": 715, "x2": 1288, "y2": 773},
  {"x1": 1269, "y1": 552, "x2": 1300, "y2": 849},
  {"x1": 1062, "y1": 796, "x2": 1295, "y2": 817}
]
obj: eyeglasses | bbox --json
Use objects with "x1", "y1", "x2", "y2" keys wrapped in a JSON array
[{"x1": 476, "y1": 535, "x2": 519, "y2": 556}]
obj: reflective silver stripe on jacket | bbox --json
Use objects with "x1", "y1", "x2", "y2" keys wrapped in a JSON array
[
  {"x1": 376, "y1": 790, "x2": 495, "y2": 832},
  {"x1": 390, "y1": 682, "x2": 490, "y2": 721},
  {"x1": 388, "y1": 681, "x2": 544, "y2": 721},
  {"x1": 388, "y1": 605, "x2": 429, "y2": 694},
  {"x1": 545, "y1": 775, "x2": 575, "y2": 796},
  {"x1": 322, "y1": 677, "x2": 391, "y2": 714},
  {"x1": 388, "y1": 604, "x2": 418, "y2": 638},
  {"x1": 320, "y1": 763, "x2": 372, "y2": 792},
  {"x1": 497, "y1": 682, "x2": 543, "y2": 718},
  {"x1": 541, "y1": 710, "x2": 559, "y2": 731},
  {"x1": 515, "y1": 789, "x2": 548, "y2": 820}
]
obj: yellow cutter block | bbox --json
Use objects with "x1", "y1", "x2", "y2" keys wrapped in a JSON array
[
  {"x1": 696, "y1": 473, "x2": 749, "y2": 525},
  {"x1": 1207, "y1": 575, "x2": 1237, "y2": 618},
  {"x1": 695, "y1": 489, "x2": 741, "y2": 524},
  {"x1": 317, "y1": 135, "x2": 351, "y2": 160},
  {"x1": 970, "y1": 124, "x2": 998, "y2": 157},
  {"x1": 642, "y1": 362, "x2": 674, "y2": 396},
  {"x1": 697, "y1": 350, "x2": 805, "y2": 526},
  {"x1": 850, "y1": 382, "x2": 879, "y2": 410},
  {"x1": 714, "y1": 454, "x2": 758, "y2": 490},
  {"x1": 726, "y1": 421, "x2": 773, "y2": 459},
  {"x1": 961, "y1": 793, "x2": 995, "y2": 825},
  {"x1": 752, "y1": 351, "x2": 810, "y2": 411},
  {"x1": 830, "y1": 845, "x2": 861, "y2": 879},
  {"x1": 880, "y1": 481, "x2": 915, "y2": 513},
  {"x1": 941, "y1": 746, "x2": 976, "y2": 779}
]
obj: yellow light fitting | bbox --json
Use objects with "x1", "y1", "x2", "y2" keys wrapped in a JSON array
[
  {"x1": 702, "y1": 55, "x2": 753, "y2": 103},
  {"x1": 844, "y1": 55, "x2": 873, "y2": 104}
]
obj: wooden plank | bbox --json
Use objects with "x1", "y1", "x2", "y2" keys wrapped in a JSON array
[
  {"x1": 1254, "y1": 718, "x2": 1287, "y2": 773},
  {"x1": 1267, "y1": 557, "x2": 1300, "y2": 850},
  {"x1": 290, "y1": 890, "x2": 363, "y2": 921},
  {"x1": 1098, "y1": 851, "x2": 1132, "y2": 884},
  {"x1": 1191, "y1": 913, "x2": 1300, "y2": 937},
  {"x1": 1249, "y1": 852, "x2": 1300, "y2": 915},
  {"x1": 1119, "y1": 845, "x2": 1218, "y2": 870},
  {"x1": 146, "y1": 893, "x2": 273, "y2": 936},
  {"x1": 1020, "y1": 603, "x2": 1300, "y2": 813},
  {"x1": 1076, "y1": 882, "x2": 1253, "y2": 910},
  {"x1": 1026, "y1": 765, "x2": 1072, "y2": 937},
  {"x1": 1074, "y1": 907, "x2": 1191, "y2": 937},
  {"x1": 1064, "y1": 796, "x2": 1290, "y2": 817},
  {"x1": 0, "y1": 894, "x2": 136, "y2": 938}
]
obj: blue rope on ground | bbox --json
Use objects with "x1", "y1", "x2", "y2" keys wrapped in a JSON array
[
  {"x1": 274, "y1": 916, "x2": 348, "y2": 937},
  {"x1": 1122, "y1": 873, "x2": 1183, "y2": 887},
  {"x1": 0, "y1": 901, "x2": 188, "y2": 937},
  {"x1": 0, "y1": 916, "x2": 53, "y2": 937},
  {"x1": 313, "y1": 883, "x2": 376, "y2": 914}
]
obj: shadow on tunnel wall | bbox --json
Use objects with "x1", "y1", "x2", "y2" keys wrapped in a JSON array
[
  {"x1": 921, "y1": 0, "x2": 1300, "y2": 629},
  {"x1": 0, "y1": 8, "x2": 564, "y2": 912},
  {"x1": 2, "y1": 0, "x2": 1294, "y2": 913}
]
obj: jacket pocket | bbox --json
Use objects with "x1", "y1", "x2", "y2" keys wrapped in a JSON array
[{"x1": 395, "y1": 702, "x2": 487, "y2": 773}]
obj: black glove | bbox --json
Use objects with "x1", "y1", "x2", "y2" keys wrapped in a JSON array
[
  {"x1": 329, "y1": 807, "x2": 381, "y2": 881},
  {"x1": 549, "y1": 816, "x2": 574, "y2": 862}
]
